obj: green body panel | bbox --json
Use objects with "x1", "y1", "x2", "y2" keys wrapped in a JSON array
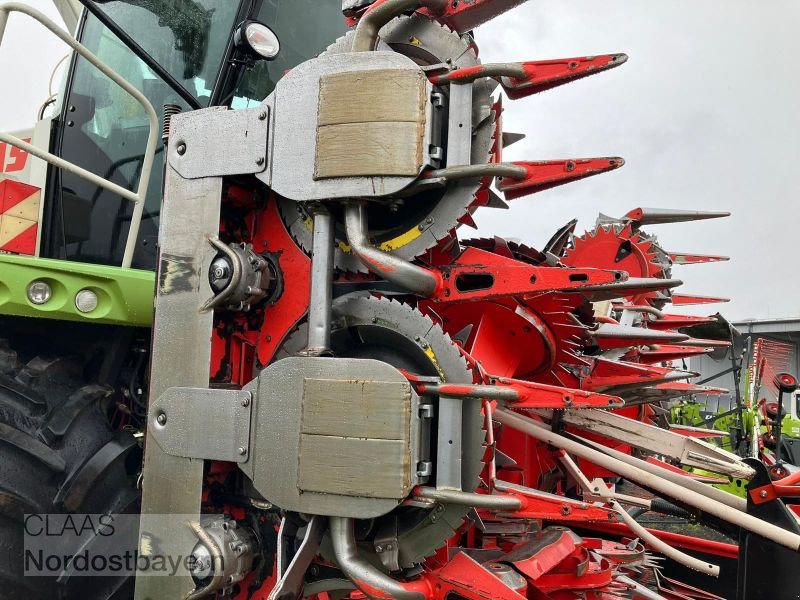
[
  {"x1": 0, "y1": 254, "x2": 154, "y2": 327},
  {"x1": 781, "y1": 415, "x2": 800, "y2": 438}
]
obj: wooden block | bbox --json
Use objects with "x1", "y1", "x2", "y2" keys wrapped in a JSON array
[
  {"x1": 315, "y1": 121, "x2": 423, "y2": 178},
  {"x1": 301, "y1": 378, "x2": 411, "y2": 440},
  {"x1": 318, "y1": 69, "x2": 426, "y2": 126},
  {"x1": 298, "y1": 434, "x2": 411, "y2": 499}
]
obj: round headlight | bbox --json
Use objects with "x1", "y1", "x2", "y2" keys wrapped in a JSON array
[
  {"x1": 236, "y1": 21, "x2": 280, "y2": 60},
  {"x1": 27, "y1": 281, "x2": 52, "y2": 305},
  {"x1": 75, "y1": 289, "x2": 99, "y2": 313}
]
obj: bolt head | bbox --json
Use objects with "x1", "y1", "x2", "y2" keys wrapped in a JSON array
[
  {"x1": 238, "y1": 446, "x2": 247, "y2": 456},
  {"x1": 176, "y1": 143, "x2": 186, "y2": 155},
  {"x1": 259, "y1": 111, "x2": 267, "y2": 120},
  {"x1": 241, "y1": 395, "x2": 251, "y2": 407},
  {"x1": 156, "y1": 413, "x2": 167, "y2": 425},
  {"x1": 759, "y1": 489, "x2": 768, "y2": 498},
  {"x1": 256, "y1": 156, "x2": 265, "y2": 166}
]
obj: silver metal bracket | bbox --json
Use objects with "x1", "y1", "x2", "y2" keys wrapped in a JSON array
[
  {"x1": 169, "y1": 106, "x2": 270, "y2": 180},
  {"x1": 149, "y1": 387, "x2": 253, "y2": 463}
]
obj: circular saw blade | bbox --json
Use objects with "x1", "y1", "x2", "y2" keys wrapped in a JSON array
[
  {"x1": 279, "y1": 14, "x2": 496, "y2": 272},
  {"x1": 277, "y1": 293, "x2": 485, "y2": 568}
]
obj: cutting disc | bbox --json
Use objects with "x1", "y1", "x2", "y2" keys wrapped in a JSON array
[
  {"x1": 277, "y1": 293, "x2": 485, "y2": 568},
  {"x1": 278, "y1": 13, "x2": 496, "y2": 271}
]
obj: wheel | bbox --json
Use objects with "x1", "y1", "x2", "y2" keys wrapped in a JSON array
[{"x1": 0, "y1": 338, "x2": 139, "y2": 600}]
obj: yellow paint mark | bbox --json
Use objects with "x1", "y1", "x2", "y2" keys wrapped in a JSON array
[
  {"x1": 423, "y1": 345, "x2": 446, "y2": 381},
  {"x1": 379, "y1": 226, "x2": 422, "y2": 252}
]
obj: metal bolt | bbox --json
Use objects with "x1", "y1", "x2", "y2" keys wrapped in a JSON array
[
  {"x1": 375, "y1": 545, "x2": 384, "y2": 553},
  {"x1": 759, "y1": 489, "x2": 768, "y2": 498},
  {"x1": 156, "y1": 413, "x2": 167, "y2": 425},
  {"x1": 176, "y1": 142, "x2": 186, "y2": 155},
  {"x1": 560, "y1": 505, "x2": 572, "y2": 516},
  {"x1": 241, "y1": 394, "x2": 251, "y2": 408},
  {"x1": 238, "y1": 446, "x2": 248, "y2": 456},
  {"x1": 256, "y1": 156, "x2": 265, "y2": 166},
  {"x1": 258, "y1": 111, "x2": 267, "y2": 120}
]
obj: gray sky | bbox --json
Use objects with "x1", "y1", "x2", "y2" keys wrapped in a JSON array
[{"x1": 2, "y1": 1, "x2": 798, "y2": 322}]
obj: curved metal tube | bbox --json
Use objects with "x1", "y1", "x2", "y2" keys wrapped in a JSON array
[
  {"x1": 200, "y1": 236, "x2": 243, "y2": 312},
  {"x1": 184, "y1": 521, "x2": 224, "y2": 600},
  {"x1": 621, "y1": 305, "x2": 665, "y2": 319},
  {"x1": 352, "y1": 0, "x2": 448, "y2": 52},
  {"x1": 494, "y1": 408, "x2": 800, "y2": 552},
  {"x1": 344, "y1": 202, "x2": 440, "y2": 296},
  {"x1": 610, "y1": 500, "x2": 720, "y2": 577},
  {"x1": 413, "y1": 486, "x2": 522, "y2": 510},
  {"x1": 427, "y1": 163, "x2": 528, "y2": 183},
  {"x1": 330, "y1": 517, "x2": 426, "y2": 600}
]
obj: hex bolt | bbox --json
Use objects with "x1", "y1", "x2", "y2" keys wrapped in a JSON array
[
  {"x1": 256, "y1": 156, "x2": 265, "y2": 166},
  {"x1": 561, "y1": 505, "x2": 572, "y2": 516},
  {"x1": 156, "y1": 413, "x2": 167, "y2": 426},
  {"x1": 238, "y1": 446, "x2": 247, "y2": 456},
  {"x1": 176, "y1": 143, "x2": 186, "y2": 156},
  {"x1": 258, "y1": 111, "x2": 267, "y2": 120},
  {"x1": 375, "y1": 545, "x2": 384, "y2": 553},
  {"x1": 759, "y1": 489, "x2": 768, "y2": 498},
  {"x1": 241, "y1": 394, "x2": 251, "y2": 408}
]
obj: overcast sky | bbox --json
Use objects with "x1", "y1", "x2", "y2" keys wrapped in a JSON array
[{"x1": 2, "y1": 1, "x2": 798, "y2": 322}]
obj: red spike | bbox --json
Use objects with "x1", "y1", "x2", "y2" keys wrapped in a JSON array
[
  {"x1": 676, "y1": 337, "x2": 732, "y2": 348},
  {"x1": 669, "y1": 252, "x2": 730, "y2": 265},
  {"x1": 501, "y1": 54, "x2": 628, "y2": 99},
  {"x1": 645, "y1": 313, "x2": 718, "y2": 330},
  {"x1": 592, "y1": 324, "x2": 689, "y2": 350},
  {"x1": 420, "y1": 0, "x2": 532, "y2": 34},
  {"x1": 497, "y1": 158, "x2": 624, "y2": 200},
  {"x1": 671, "y1": 293, "x2": 730, "y2": 305},
  {"x1": 637, "y1": 345, "x2": 714, "y2": 364}
]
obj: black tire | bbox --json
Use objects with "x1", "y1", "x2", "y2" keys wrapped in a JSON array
[{"x1": 0, "y1": 339, "x2": 139, "y2": 600}]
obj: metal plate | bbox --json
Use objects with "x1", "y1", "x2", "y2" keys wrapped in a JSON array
[
  {"x1": 240, "y1": 356, "x2": 419, "y2": 519},
  {"x1": 148, "y1": 387, "x2": 252, "y2": 463},
  {"x1": 169, "y1": 106, "x2": 269, "y2": 179}
]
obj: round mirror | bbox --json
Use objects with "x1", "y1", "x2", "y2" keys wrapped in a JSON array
[{"x1": 236, "y1": 21, "x2": 280, "y2": 60}]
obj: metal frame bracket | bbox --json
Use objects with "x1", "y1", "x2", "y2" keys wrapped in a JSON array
[{"x1": 149, "y1": 387, "x2": 253, "y2": 463}]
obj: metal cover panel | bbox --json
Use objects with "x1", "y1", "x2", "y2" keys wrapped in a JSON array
[
  {"x1": 298, "y1": 435, "x2": 410, "y2": 498},
  {"x1": 261, "y1": 51, "x2": 433, "y2": 200},
  {"x1": 317, "y1": 69, "x2": 426, "y2": 126},
  {"x1": 301, "y1": 378, "x2": 411, "y2": 440},
  {"x1": 241, "y1": 356, "x2": 420, "y2": 518}
]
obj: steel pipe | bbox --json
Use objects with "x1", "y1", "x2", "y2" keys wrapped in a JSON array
[
  {"x1": 351, "y1": 0, "x2": 448, "y2": 52},
  {"x1": 330, "y1": 517, "x2": 425, "y2": 600},
  {"x1": 610, "y1": 500, "x2": 720, "y2": 577},
  {"x1": 306, "y1": 208, "x2": 335, "y2": 354},
  {"x1": 413, "y1": 486, "x2": 522, "y2": 510},
  {"x1": 576, "y1": 435, "x2": 747, "y2": 512},
  {"x1": 494, "y1": 408, "x2": 800, "y2": 552},
  {"x1": 344, "y1": 202, "x2": 440, "y2": 296},
  {"x1": 426, "y1": 163, "x2": 528, "y2": 183}
]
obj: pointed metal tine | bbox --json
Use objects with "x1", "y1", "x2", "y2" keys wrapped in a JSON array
[
  {"x1": 485, "y1": 189, "x2": 510, "y2": 209},
  {"x1": 502, "y1": 131, "x2": 526, "y2": 148},
  {"x1": 623, "y1": 207, "x2": 731, "y2": 226},
  {"x1": 670, "y1": 293, "x2": 730, "y2": 306},
  {"x1": 668, "y1": 252, "x2": 730, "y2": 265},
  {"x1": 574, "y1": 277, "x2": 683, "y2": 301}
]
